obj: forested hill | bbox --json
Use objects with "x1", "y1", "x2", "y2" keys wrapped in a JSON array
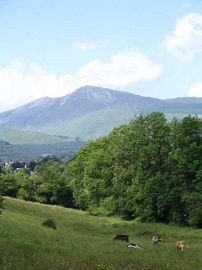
[{"x1": 1, "y1": 113, "x2": 201, "y2": 227}]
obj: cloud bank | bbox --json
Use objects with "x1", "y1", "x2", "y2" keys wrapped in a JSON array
[
  {"x1": 0, "y1": 50, "x2": 161, "y2": 111},
  {"x1": 164, "y1": 13, "x2": 202, "y2": 61}
]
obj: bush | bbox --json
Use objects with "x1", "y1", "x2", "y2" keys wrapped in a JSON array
[{"x1": 42, "y1": 219, "x2": 56, "y2": 229}]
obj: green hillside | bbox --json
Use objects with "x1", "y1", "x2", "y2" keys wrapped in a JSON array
[
  {"x1": 1, "y1": 197, "x2": 202, "y2": 270},
  {"x1": 34, "y1": 104, "x2": 135, "y2": 140},
  {"x1": 0, "y1": 126, "x2": 71, "y2": 144},
  {"x1": 0, "y1": 141, "x2": 85, "y2": 160},
  {"x1": 28, "y1": 105, "x2": 202, "y2": 141}
]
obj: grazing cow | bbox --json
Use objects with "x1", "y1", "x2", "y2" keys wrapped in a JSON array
[
  {"x1": 113, "y1": 234, "x2": 129, "y2": 242},
  {"x1": 127, "y1": 243, "x2": 143, "y2": 249},
  {"x1": 152, "y1": 235, "x2": 161, "y2": 245},
  {"x1": 176, "y1": 240, "x2": 185, "y2": 251}
]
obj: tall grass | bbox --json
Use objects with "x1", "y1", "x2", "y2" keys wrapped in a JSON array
[{"x1": 0, "y1": 197, "x2": 202, "y2": 270}]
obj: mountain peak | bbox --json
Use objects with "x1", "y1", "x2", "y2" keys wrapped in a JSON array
[
  {"x1": 72, "y1": 85, "x2": 116, "y2": 103},
  {"x1": 74, "y1": 85, "x2": 113, "y2": 94},
  {"x1": 76, "y1": 85, "x2": 107, "y2": 91}
]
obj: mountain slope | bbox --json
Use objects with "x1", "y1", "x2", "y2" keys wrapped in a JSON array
[
  {"x1": 0, "y1": 85, "x2": 163, "y2": 129},
  {"x1": 0, "y1": 126, "x2": 72, "y2": 144},
  {"x1": 165, "y1": 97, "x2": 202, "y2": 103},
  {"x1": 36, "y1": 104, "x2": 136, "y2": 140},
  {"x1": 0, "y1": 140, "x2": 86, "y2": 159},
  {"x1": 0, "y1": 85, "x2": 201, "y2": 140}
]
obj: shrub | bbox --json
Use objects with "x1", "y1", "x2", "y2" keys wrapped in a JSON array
[{"x1": 42, "y1": 219, "x2": 56, "y2": 230}]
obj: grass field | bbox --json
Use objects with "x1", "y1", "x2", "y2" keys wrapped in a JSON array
[{"x1": 0, "y1": 197, "x2": 202, "y2": 270}]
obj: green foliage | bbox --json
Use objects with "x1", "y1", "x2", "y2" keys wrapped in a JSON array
[
  {"x1": 70, "y1": 113, "x2": 202, "y2": 226},
  {"x1": 33, "y1": 158, "x2": 73, "y2": 207},
  {"x1": 42, "y1": 218, "x2": 56, "y2": 229},
  {"x1": 0, "y1": 168, "x2": 19, "y2": 197},
  {"x1": 1, "y1": 113, "x2": 201, "y2": 227},
  {"x1": 0, "y1": 157, "x2": 74, "y2": 208}
]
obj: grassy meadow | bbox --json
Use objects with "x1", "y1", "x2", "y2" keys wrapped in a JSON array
[{"x1": 0, "y1": 197, "x2": 202, "y2": 270}]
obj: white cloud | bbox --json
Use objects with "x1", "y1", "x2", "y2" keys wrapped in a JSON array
[
  {"x1": 188, "y1": 82, "x2": 202, "y2": 97},
  {"x1": 164, "y1": 13, "x2": 202, "y2": 61},
  {"x1": 75, "y1": 40, "x2": 107, "y2": 51},
  {"x1": 0, "y1": 61, "x2": 68, "y2": 111},
  {"x1": 0, "y1": 50, "x2": 161, "y2": 111}
]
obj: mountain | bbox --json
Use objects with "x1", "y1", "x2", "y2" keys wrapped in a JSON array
[
  {"x1": 0, "y1": 85, "x2": 162, "y2": 128},
  {"x1": 0, "y1": 85, "x2": 201, "y2": 140}
]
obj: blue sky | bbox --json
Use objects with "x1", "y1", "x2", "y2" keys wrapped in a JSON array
[{"x1": 0, "y1": 0, "x2": 202, "y2": 111}]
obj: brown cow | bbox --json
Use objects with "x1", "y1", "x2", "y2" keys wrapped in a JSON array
[{"x1": 176, "y1": 240, "x2": 185, "y2": 251}]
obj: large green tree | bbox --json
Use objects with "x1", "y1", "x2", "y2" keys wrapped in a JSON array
[{"x1": 70, "y1": 113, "x2": 202, "y2": 226}]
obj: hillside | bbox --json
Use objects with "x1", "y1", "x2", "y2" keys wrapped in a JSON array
[
  {"x1": 37, "y1": 104, "x2": 136, "y2": 140},
  {"x1": 1, "y1": 197, "x2": 202, "y2": 270},
  {"x1": 0, "y1": 140, "x2": 86, "y2": 160},
  {"x1": 0, "y1": 126, "x2": 72, "y2": 144},
  {"x1": 0, "y1": 86, "x2": 202, "y2": 140}
]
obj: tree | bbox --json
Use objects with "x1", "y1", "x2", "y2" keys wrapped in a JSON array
[
  {"x1": 69, "y1": 113, "x2": 202, "y2": 226},
  {"x1": 0, "y1": 169, "x2": 19, "y2": 197},
  {"x1": 33, "y1": 158, "x2": 74, "y2": 207},
  {"x1": 166, "y1": 116, "x2": 202, "y2": 224}
]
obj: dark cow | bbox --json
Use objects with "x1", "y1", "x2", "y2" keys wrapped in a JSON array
[{"x1": 113, "y1": 234, "x2": 129, "y2": 242}]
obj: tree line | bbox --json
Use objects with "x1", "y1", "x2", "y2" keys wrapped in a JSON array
[
  {"x1": 0, "y1": 113, "x2": 201, "y2": 227},
  {"x1": 0, "y1": 156, "x2": 73, "y2": 208}
]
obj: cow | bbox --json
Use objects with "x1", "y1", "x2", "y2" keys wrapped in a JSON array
[
  {"x1": 152, "y1": 235, "x2": 161, "y2": 245},
  {"x1": 127, "y1": 243, "x2": 143, "y2": 249},
  {"x1": 176, "y1": 240, "x2": 185, "y2": 251},
  {"x1": 113, "y1": 234, "x2": 129, "y2": 242}
]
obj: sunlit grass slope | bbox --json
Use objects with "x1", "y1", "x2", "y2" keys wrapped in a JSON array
[
  {"x1": 0, "y1": 126, "x2": 70, "y2": 144},
  {"x1": 0, "y1": 197, "x2": 202, "y2": 270},
  {"x1": 36, "y1": 104, "x2": 135, "y2": 140}
]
